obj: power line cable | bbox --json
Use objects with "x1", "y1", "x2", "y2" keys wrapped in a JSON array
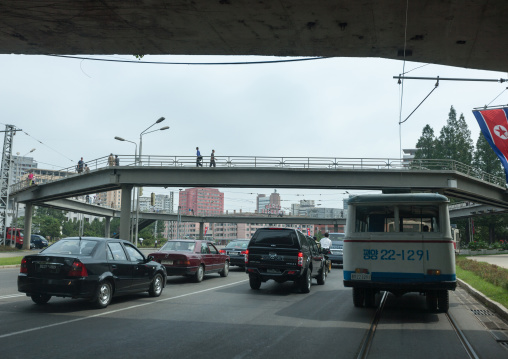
[
  {"x1": 22, "y1": 131, "x2": 75, "y2": 163},
  {"x1": 47, "y1": 55, "x2": 330, "y2": 66}
]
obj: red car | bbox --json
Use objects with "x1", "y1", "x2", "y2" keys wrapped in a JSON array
[{"x1": 149, "y1": 240, "x2": 229, "y2": 282}]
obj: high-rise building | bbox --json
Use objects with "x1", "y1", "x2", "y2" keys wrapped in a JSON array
[
  {"x1": 257, "y1": 190, "x2": 281, "y2": 214},
  {"x1": 138, "y1": 193, "x2": 174, "y2": 212},
  {"x1": 11, "y1": 155, "x2": 37, "y2": 183},
  {"x1": 179, "y1": 188, "x2": 224, "y2": 216},
  {"x1": 96, "y1": 190, "x2": 122, "y2": 209}
]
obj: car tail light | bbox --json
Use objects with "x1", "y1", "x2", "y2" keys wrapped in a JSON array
[
  {"x1": 240, "y1": 251, "x2": 246, "y2": 255},
  {"x1": 297, "y1": 251, "x2": 304, "y2": 267},
  {"x1": 244, "y1": 249, "x2": 249, "y2": 264},
  {"x1": 219, "y1": 249, "x2": 226, "y2": 254},
  {"x1": 20, "y1": 258, "x2": 27, "y2": 274},
  {"x1": 68, "y1": 260, "x2": 88, "y2": 277}
]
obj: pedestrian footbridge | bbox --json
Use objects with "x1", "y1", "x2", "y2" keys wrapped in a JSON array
[{"x1": 10, "y1": 155, "x2": 508, "y2": 243}]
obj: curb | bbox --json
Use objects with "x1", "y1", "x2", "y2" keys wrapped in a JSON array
[
  {"x1": 0, "y1": 264, "x2": 19, "y2": 269},
  {"x1": 457, "y1": 278, "x2": 508, "y2": 323}
]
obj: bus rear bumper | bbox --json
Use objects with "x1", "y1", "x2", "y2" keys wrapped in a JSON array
[{"x1": 343, "y1": 280, "x2": 457, "y2": 291}]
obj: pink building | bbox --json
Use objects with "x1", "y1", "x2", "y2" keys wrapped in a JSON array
[{"x1": 179, "y1": 187, "x2": 224, "y2": 216}]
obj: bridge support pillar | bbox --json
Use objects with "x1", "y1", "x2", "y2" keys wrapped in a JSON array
[
  {"x1": 23, "y1": 202, "x2": 33, "y2": 250},
  {"x1": 333, "y1": 224, "x2": 339, "y2": 232},
  {"x1": 105, "y1": 217, "x2": 111, "y2": 238},
  {"x1": 120, "y1": 185, "x2": 133, "y2": 241},
  {"x1": 199, "y1": 222, "x2": 204, "y2": 240}
]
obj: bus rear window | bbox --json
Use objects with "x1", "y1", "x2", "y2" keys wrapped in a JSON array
[{"x1": 355, "y1": 205, "x2": 440, "y2": 233}]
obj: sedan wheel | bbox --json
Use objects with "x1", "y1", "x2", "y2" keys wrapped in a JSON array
[
  {"x1": 194, "y1": 265, "x2": 204, "y2": 283},
  {"x1": 149, "y1": 273, "x2": 164, "y2": 297},
  {"x1": 31, "y1": 294, "x2": 51, "y2": 305},
  {"x1": 220, "y1": 261, "x2": 229, "y2": 277},
  {"x1": 92, "y1": 281, "x2": 112, "y2": 309}
]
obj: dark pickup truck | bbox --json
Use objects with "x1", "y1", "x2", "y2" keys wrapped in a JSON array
[{"x1": 245, "y1": 227, "x2": 327, "y2": 293}]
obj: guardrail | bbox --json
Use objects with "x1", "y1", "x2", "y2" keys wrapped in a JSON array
[{"x1": 10, "y1": 155, "x2": 506, "y2": 194}]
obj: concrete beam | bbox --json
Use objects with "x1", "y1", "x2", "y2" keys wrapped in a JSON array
[
  {"x1": 119, "y1": 185, "x2": 132, "y2": 241},
  {"x1": 1, "y1": 1, "x2": 508, "y2": 72},
  {"x1": 12, "y1": 167, "x2": 508, "y2": 209},
  {"x1": 23, "y1": 203, "x2": 33, "y2": 250}
]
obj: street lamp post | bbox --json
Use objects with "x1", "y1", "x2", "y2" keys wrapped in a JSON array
[
  {"x1": 114, "y1": 137, "x2": 138, "y2": 242},
  {"x1": 116, "y1": 117, "x2": 168, "y2": 246}
]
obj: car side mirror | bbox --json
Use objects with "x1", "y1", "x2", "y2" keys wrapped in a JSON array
[{"x1": 147, "y1": 255, "x2": 154, "y2": 262}]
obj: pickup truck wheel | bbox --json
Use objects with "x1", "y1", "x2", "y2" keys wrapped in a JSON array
[
  {"x1": 194, "y1": 265, "x2": 204, "y2": 283},
  {"x1": 31, "y1": 294, "x2": 51, "y2": 305},
  {"x1": 249, "y1": 275, "x2": 261, "y2": 290},
  {"x1": 300, "y1": 269, "x2": 311, "y2": 293},
  {"x1": 353, "y1": 287, "x2": 365, "y2": 307},
  {"x1": 317, "y1": 267, "x2": 326, "y2": 285}
]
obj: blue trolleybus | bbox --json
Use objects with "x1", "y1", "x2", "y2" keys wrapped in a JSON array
[{"x1": 343, "y1": 193, "x2": 456, "y2": 312}]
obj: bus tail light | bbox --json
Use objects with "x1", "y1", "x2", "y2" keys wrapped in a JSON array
[
  {"x1": 427, "y1": 269, "x2": 441, "y2": 276},
  {"x1": 355, "y1": 268, "x2": 369, "y2": 274}
]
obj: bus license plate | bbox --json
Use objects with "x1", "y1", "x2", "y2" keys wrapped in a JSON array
[{"x1": 351, "y1": 273, "x2": 371, "y2": 280}]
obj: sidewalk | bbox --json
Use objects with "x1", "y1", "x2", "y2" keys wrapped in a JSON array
[{"x1": 466, "y1": 254, "x2": 508, "y2": 269}]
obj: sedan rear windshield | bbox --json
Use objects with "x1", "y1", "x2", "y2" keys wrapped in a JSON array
[
  {"x1": 43, "y1": 239, "x2": 98, "y2": 256},
  {"x1": 160, "y1": 241, "x2": 195, "y2": 252},
  {"x1": 330, "y1": 241, "x2": 343, "y2": 249},
  {"x1": 250, "y1": 230, "x2": 297, "y2": 247},
  {"x1": 226, "y1": 241, "x2": 249, "y2": 249}
]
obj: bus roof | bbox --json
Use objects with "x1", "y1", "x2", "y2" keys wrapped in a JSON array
[{"x1": 347, "y1": 193, "x2": 449, "y2": 205}]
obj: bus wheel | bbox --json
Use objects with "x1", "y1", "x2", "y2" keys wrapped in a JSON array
[
  {"x1": 426, "y1": 291, "x2": 438, "y2": 312},
  {"x1": 365, "y1": 289, "x2": 376, "y2": 308},
  {"x1": 353, "y1": 287, "x2": 365, "y2": 307},
  {"x1": 437, "y1": 290, "x2": 449, "y2": 313}
]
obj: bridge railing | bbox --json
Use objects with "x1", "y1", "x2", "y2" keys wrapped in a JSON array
[{"x1": 10, "y1": 155, "x2": 506, "y2": 194}]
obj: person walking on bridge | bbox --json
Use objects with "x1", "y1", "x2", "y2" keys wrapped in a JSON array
[
  {"x1": 196, "y1": 147, "x2": 203, "y2": 167},
  {"x1": 210, "y1": 149, "x2": 216, "y2": 167},
  {"x1": 115, "y1": 155, "x2": 120, "y2": 166},
  {"x1": 108, "y1": 153, "x2": 115, "y2": 166},
  {"x1": 76, "y1": 157, "x2": 84, "y2": 173}
]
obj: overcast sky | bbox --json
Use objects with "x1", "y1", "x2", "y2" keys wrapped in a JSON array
[{"x1": 1, "y1": 54, "x2": 506, "y2": 212}]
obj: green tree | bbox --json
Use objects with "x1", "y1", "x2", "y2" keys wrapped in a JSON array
[
  {"x1": 414, "y1": 124, "x2": 437, "y2": 160},
  {"x1": 435, "y1": 106, "x2": 474, "y2": 165},
  {"x1": 473, "y1": 133, "x2": 504, "y2": 179}
]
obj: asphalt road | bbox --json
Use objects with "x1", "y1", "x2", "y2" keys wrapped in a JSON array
[{"x1": 1, "y1": 266, "x2": 507, "y2": 359}]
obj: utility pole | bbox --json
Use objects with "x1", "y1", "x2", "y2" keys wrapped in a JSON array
[{"x1": 0, "y1": 125, "x2": 21, "y2": 245}]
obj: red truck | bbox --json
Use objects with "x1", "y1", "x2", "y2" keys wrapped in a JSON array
[{"x1": 3, "y1": 227, "x2": 24, "y2": 249}]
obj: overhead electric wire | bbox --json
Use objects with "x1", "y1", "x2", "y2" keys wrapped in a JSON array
[
  {"x1": 47, "y1": 54, "x2": 330, "y2": 66},
  {"x1": 22, "y1": 131, "x2": 75, "y2": 163}
]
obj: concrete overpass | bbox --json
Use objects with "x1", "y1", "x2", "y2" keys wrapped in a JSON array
[
  {"x1": 10, "y1": 155, "x2": 508, "y2": 244},
  {"x1": 1, "y1": 1, "x2": 508, "y2": 72},
  {"x1": 36, "y1": 198, "x2": 345, "y2": 239}
]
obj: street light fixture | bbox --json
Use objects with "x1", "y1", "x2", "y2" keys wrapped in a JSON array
[{"x1": 135, "y1": 117, "x2": 169, "y2": 246}]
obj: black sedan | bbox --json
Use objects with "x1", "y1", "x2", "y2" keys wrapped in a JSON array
[
  {"x1": 219, "y1": 239, "x2": 249, "y2": 267},
  {"x1": 18, "y1": 237, "x2": 167, "y2": 308}
]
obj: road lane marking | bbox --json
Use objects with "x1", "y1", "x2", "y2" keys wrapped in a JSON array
[
  {"x1": 0, "y1": 279, "x2": 248, "y2": 339},
  {"x1": 0, "y1": 294, "x2": 25, "y2": 300}
]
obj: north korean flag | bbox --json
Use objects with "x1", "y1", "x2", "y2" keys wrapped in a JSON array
[{"x1": 473, "y1": 107, "x2": 508, "y2": 182}]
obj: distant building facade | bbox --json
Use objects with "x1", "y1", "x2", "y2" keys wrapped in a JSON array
[{"x1": 179, "y1": 188, "x2": 224, "y2": 216}]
